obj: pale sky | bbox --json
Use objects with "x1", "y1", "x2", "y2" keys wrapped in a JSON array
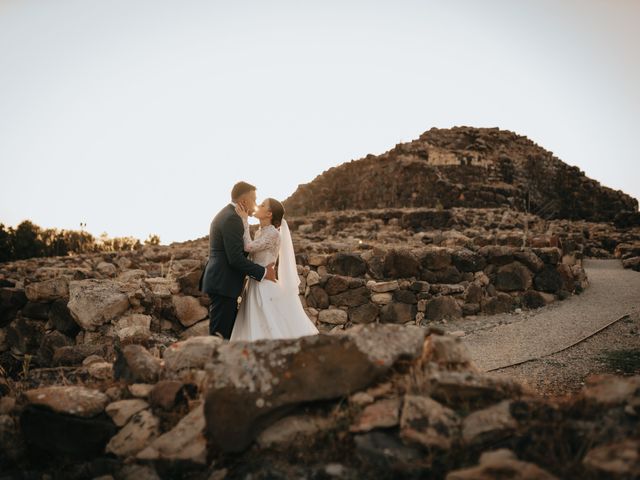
[{"x1": 1, "y1": 0, "x2": 638, "y2": 244}]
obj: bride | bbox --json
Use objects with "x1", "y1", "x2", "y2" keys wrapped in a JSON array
[{"x1": 230, "y1": 198, "x2": 320, "y2": 341}]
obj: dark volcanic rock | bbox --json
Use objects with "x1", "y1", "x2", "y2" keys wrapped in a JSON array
[{"x1": 327, "y1": 253, "x2": 367, "y2": 277}]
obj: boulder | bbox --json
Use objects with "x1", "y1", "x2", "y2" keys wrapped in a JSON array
[
  {"x1": 379, "y1": 302, "x2": 416, "y2": 324},
  {"x1": 318, "y1": 308, "x2": 348, "y2": 325},
  {"x1": 48, "y1": 298, "x2": 80, "y2": 336},
  {"x1": 495, "y1": 262, "x2": 532, "y2": 291},
  {"x1": 256, "y1": 413, "x2": 334, "y2": 449},
  {"x1": 203, "y1": 324, "x2": 427, "y2": 452},
  {"x1": 461, "y1": 400, "x2": 517, "y2": 445},
  {"x1": 582, "y1": 439, "x2": 640, "y2": 479},
  {"x1": 425, "y1": 296, "x2": 462, "y2": 321},
  {"x1": 163, "y1": 335, "x2": 224, "y2": 372},
  {"x1": 350, "y1": 397, "x2": 401, "y2": 433},
  {"x1": 106, "y1": 399, "x2": 150, "y2": 427},
  {"x1": 172, "y1": 295, "x2": 208, "y2": 327},
  {"x1": 114, "y1": 345, "x2": 163, "y2": 383},
  {"x1": 329, "y1": 286, "x2": 370, "y2": 308},
  {"x1": 106, "y1": 409, "x2": 160, "y2": 457},
  {"x1": 137, "y1": 404, "x2": 207, "y2": 465},
  {"x1": 0, "y1": 287, "x2": 27, "y2": 327},
  {"x1": 399, "y1": 394, "x2": 460, "y2": 450},
  {"x1": 384, "y1": 249, "x2": 420, "y2": 278},
  {"x1": 68, "y1": 279, "x2": 130, "y2": 330},
  {"x1": 25, "y1": 277, "x2": 69, "y2": 302},
  {"x1": 452, "y1": 248, "x2": 486, "y2": 272},
  {"x1": 327, "y1": 253, "x2": 367, "y2": 277},
  {"x1": 348, "y1": 303, "x2": 379, "y2": 324}
]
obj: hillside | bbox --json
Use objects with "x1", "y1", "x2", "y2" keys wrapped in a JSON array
[{"x1": 283, "y1": 126, "x2": 638, "y2": 223}]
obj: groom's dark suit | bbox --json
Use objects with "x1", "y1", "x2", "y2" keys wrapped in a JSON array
[{"x1": 199, "y1": 203, "x2": 266, "y2": 338}]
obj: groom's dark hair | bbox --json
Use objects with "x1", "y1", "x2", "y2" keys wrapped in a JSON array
[{"x1": 231, "y1": 181, "x2": 256, "y2": 201}]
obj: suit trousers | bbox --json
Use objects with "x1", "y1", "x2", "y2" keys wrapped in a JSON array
[{"x1": 208, "y1": 293, "x2": 238, "y2": 339}]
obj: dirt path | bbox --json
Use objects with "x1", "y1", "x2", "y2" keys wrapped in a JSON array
[{"x1": 441, "y1": 259, "x2": 640, "y2": 391}]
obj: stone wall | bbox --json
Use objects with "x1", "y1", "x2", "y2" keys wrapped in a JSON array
[{"x1": 296, "y1": 244, "x2": 587, "y2": 331}]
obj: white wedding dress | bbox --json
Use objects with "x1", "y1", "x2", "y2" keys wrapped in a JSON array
[{"x1": 230, "y1": 218, "x2": 320, "y2": 341}]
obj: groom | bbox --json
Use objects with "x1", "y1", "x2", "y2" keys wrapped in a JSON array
[{"x1": 199, "y1": 181, "x2": 276, "y2": 338}]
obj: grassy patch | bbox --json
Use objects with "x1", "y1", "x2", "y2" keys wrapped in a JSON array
[{"x1": 597, "y1": 348, "x2": 640, "y2": 374}]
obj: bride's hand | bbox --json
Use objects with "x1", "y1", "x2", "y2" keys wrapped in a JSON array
[{"x1": 235, "y1": 203, "x2": 249, "y2": 220}]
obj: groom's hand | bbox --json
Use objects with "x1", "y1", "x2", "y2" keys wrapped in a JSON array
[{"x1": 265, "y1": 263, "x2": 276, "y2": 282}]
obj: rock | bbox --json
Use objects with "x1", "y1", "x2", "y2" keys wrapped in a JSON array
[
  {"x1": 422, "y1": 334, "x2": 475, "y2": 370},
  {"x1": 179, "y1": 319, "x2": 210, "y2": 339},
  {"x1": 522, "y1": 290, "x2": 548, "y2": 309},
  {"x1": 172, "y1": 295, "x2": 208, "y2": 327},
  {"x1": 425, "y1": 296, "x2": 462, "y2": 321},
  {"x1": 53, "y1": 343, "x2": 108, "y2": 366},
  {"x1": 394, "y1": 289, "x2": 417, "y2": 304},
  {"x1": 137, "y1": 404, "x2": 207, "y2": 465},
  {"x1": 114, "y1": 345, "x2": 163, "y2": 383},
  {"x1": 420, "y1": 369, "x2": 528, "y2": 410},
  {"x1": 25, "y1": 277, "x2": 69, "y2": 302},
  {"x1": 327, "y1": 253, "x2": 367, "y2": 277},
  {"x1": 399, "y1": 394, "x2": 460, "y2": 450},
  {"x1": 348, "y1": 303, "x2": 379, "y2": 324},
  {"x1": 203, "y1": 324, "x2": 427, "y2": 452},
  {"x1": 532, "y1": 247, "x2": 561, "y2": 265},
  {"x1": 464, "y1": 282, "x2": 484, "y2": 303},
  {"x1": 478, "y1": 246, "x2": 515, "y2": 265},
  {"x1": 257, "y1": 413, "x2": 334, "y2": 449},
  {"x1": 324, "y1": 275, "x2": 351, "y2": 295},
  {"x1": 420, "y1": 248, "x2": 452, "y2": 271},
  {"x1": 582, "y1": 439, "x2": 640, "y2": 479},
  {"x1": 622, "y1": 256, "x2": 640, "y2": 271},
  {"x1": 446, "y1": 448, "x2": 559, "y2": 480},
  {"x1": 48, "y1": 298, "x2": 80, "y2": 336},
  {"x1": 68, "y1": 279, "x2": 130, "y2": 330},
  {"x1": 577, "y1": 374, "x2": 640, "y2": 409},
  {"x1": 37, "y1": 330, "x2": 74, "y2": 365},
  {"x1": 114, "y1": 313, "x2": 152, "y2": 341},
  {"x1": 452, "y1": 248, "x2": 486, "y2": 272},
  {"x1": 461, "y1": 400, "x2": 517, "y2": 445},
  {"x1": 106, "y1": 399, "x2": 150, "y2": 427},
  {"x1": 354, "y1": 430, "x2": 424, "y2": 469},
  {"x1": 384, "y1": 249, "x2": 420, "y2": 278},
  {"x1": 0, "y1": 287, "x2": 27, "y2": 327},
  {"x1": 21, "y1": 386, "x2": 110, "y2": 417},
  {"x1": 368, "y1": 280, "x2": 400, "y2": 293},
  {"x1": 163, "y1": 335, "x2": 223, "y2": 372},
  {"x1": 329, "y1": 286, "x2": 370, "y2": 308},
  {"x1": 481, "y1": 292, "x2": 514, "y2": 314},
  {"x1": 495, "y1": 262, "x2": 532, "y2": 291},
  {"x1": 533, "y1": 265, "x2": 564, "y2": 293},
  {"x1": 106, "y1": 409, "x2": 160, "y2": 457},
  {"x1": 129, "y1": 384, "x2": 154, "y2": 398},
  {"x1": 21, "y1": 300, "x2": 50, "y2": 320},
  {"x1": 177, "y1": 267, "x2": 204, "y2": 296},
  {"x1": 87, "y1": 361, "x2": 114, "y2": 380},
  {"x1": 0, "y1": 414, "x2": 22, "y2": 464},
  {"x1": 117, "y1": 269, "x2": 147, "y2": 283},
  {"x1": 6, "y1": 316, "x2": 47, "y2": 354},
  {"x1": 349, "y1": 397, "x2": 401, "y2": 432},
  {"x1": 371, "y1": 292, "x2": 393, "y2": 305},
  {"x1": 318, "y1": 308, "x2": 348, "y2": 325},
  {"x1": 306, "y1": 270, "x2": 320, "y2": 287},
  {"x1": 20, "y1": 404, "x2": 116, "y2": 458},
  {"x1": 430, "y1": 283, "x2": 465, "y2": 295},
  {"x1": 306, "y1": 286, "x2": 330, "y2": 309},
  {"x1": 514, "y1": 250, "x2": 544, "y2": 272},
  {"x1": 149, "y1": 380, "x2": 186, "y2": 410},
  {"x1": 379, "y1": 302, "x2": 416, "y2": 324},
  {"x1": 97, "y1": 261, "x2": 117, "y2": 277}
]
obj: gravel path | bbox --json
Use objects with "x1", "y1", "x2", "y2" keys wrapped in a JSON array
[{"x1": 444, "y1": 259, "x2": 640, "y2": 372}]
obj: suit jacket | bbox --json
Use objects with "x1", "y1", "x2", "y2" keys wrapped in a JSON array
[{"x1": 199, "y1": 203, "x2": 266, "y2": 298}]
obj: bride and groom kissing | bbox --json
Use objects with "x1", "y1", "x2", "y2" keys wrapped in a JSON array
[{"x1": 198, "y1": 181, "x2": 319, "y2": 342}]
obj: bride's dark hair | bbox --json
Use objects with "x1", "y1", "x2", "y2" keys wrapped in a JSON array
[{"x1": 267, "y1": 198, "x2": 285, "y2": 229}]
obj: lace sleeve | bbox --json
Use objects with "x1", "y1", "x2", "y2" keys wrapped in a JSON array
[
  {"x1": 243, "y1": 225, "x2": 280, "y2": 253},
  {"x1": 241, "y1": 218, "x2": 253, "y2": 251}
]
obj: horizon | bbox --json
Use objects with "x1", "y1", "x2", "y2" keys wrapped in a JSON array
[{"x1": 2, "y1": 0, "x2": 639, "y2": 244}]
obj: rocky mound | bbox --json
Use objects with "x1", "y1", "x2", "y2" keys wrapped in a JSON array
[{"x1": 284, "y1": 126, "x2": 638, "y2": 223}]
